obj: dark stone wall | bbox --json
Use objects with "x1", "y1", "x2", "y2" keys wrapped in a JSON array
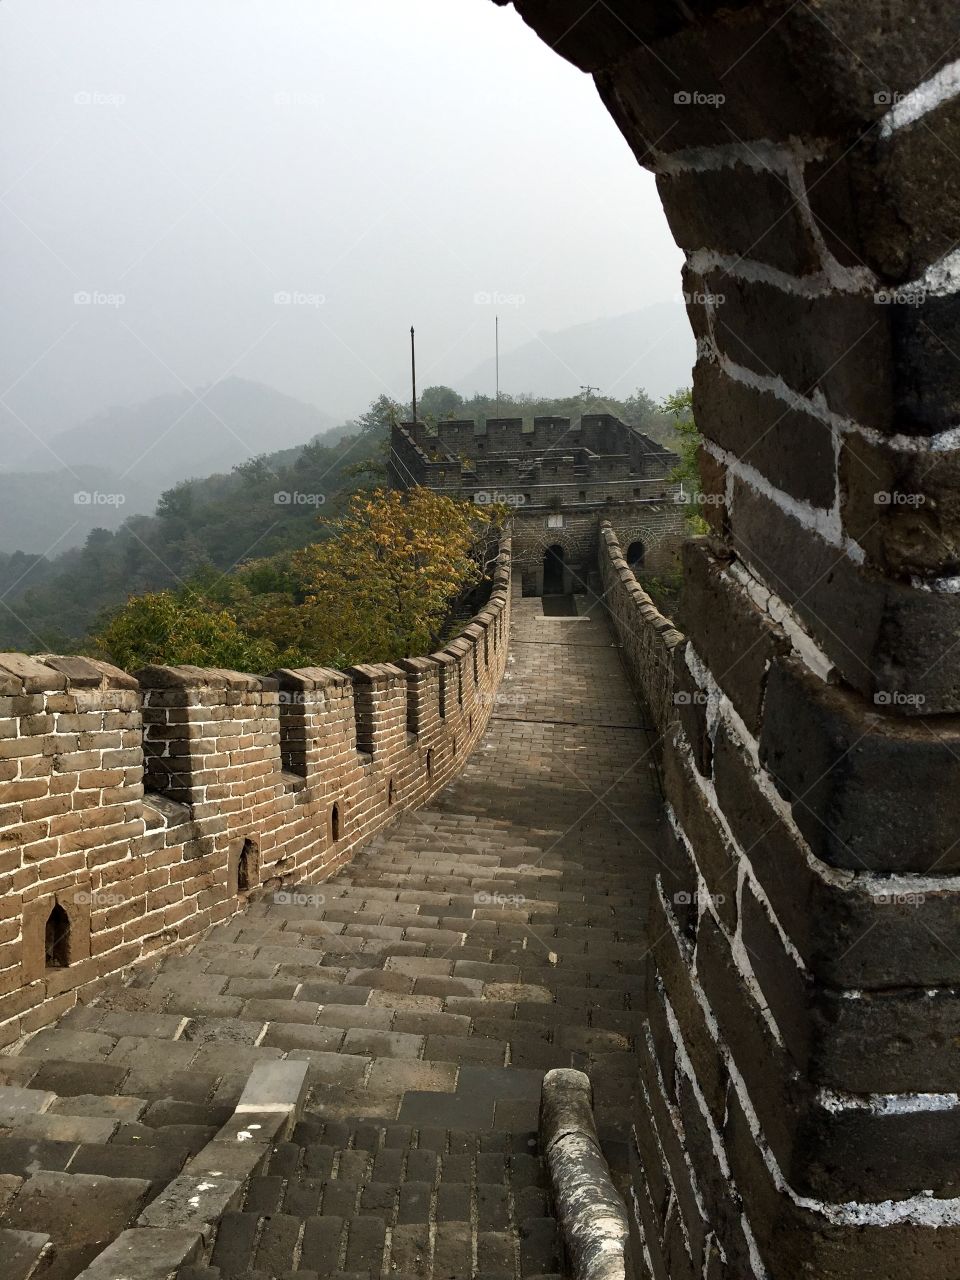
[{"x1": 497, "y1": 1, "x2": 960, "y2": 1275}]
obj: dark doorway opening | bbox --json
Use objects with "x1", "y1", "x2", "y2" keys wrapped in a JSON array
[
  {"x1": 541, "y1": 595, "x2": 579, "y2": 617},
  {"x1": 627, "y1": 540, "x2": 645, "y2": 570},
  {"x1": 237, "y1": 839, "x2": 254, "y2": 894},
  {"x1": 543, "y1": 544, "x2": 565, "y2": 595},
  {"x1": 45, "y1": 903, "x2": 70, "y2": 969}
]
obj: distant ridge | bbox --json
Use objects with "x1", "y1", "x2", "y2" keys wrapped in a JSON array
[
  {"x1": 454, "y1": 303, "x2": 695, "y2": 404},
  {"x1": 1, "y1": 379, "x2": 336, "y2": 554}
]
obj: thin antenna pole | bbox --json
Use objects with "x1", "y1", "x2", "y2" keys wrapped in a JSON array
[
  {"x1": 495, "y1": 315, "x2": 500, "y2": 421},
  {"x1": 410, "y1": 325, "x2": 417, "y2": 423}
]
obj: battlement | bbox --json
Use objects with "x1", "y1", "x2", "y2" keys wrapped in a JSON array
[
  {"x1": 389, "y1": 414, "x2": 685, "y2": 596},
  {"x1": 0, "y1": 541, "x2": 512, "y2": 1044},
  {"x1": 391, "y1": 413, "x2": 678, "y2": 496}
]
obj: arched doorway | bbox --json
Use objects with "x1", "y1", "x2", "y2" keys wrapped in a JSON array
[
  {"x1": 542, "y1": 544, "x2": 565, "y2": 595},
  {"x1": 626, "y1": 540, "x2": 645, "y2": 570}
]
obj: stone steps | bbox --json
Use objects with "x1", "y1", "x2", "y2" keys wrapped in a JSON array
[
  {"x1": 0, "y1": 1228, "x2": 52, "y2": 1280},
  {"x1": 174, "y1": 1114, "x2": 563, "y2": 1280},
  {"x1": 1, "y1": 1170, "x2": 152, "y2": 1280},
  {"x1": 0, "y1": 1076, "x2": 218, "y2": 1279}
]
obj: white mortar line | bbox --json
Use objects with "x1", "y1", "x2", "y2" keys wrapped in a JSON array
[
  {"x1": 655, "y1": 138, "x2": 827, "y2": 176},
  {"x1": 659, "y1": 984, "x2": 771, "y2": 1277},
  {"x1": 880, "y1": 58, "x2": 960, "y2": 137},
  {"x1": 640, "y1": 1024, "x2": 710, "y2": 1225},
  {"x1": 657, "y1": 883, "x2": 960, "y2": 1227},
  {"x1": 817, "y1": 1088, "x2": 960, "y2": 1116},
  {"x1": 725, "y1": 560, "x2": 834, "y2": 682},
  {"x1": 683, "y1": 648, "x2": 960, "y2": 895},
  {"x1": 717, "y1": 350, "x2": 960, "y2": 453}
]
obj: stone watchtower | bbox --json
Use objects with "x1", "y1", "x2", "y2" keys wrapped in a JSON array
[{"x1": 389, "y1": 413, "x2": 687, "y2": 596}]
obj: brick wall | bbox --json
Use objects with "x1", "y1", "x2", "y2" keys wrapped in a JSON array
[
  {"x1": 597, "y1": 524, "x2": 684, "y2": 746},
  {"x1": 511, "y1": 507, "x2": 687, "y2": 596},
  {"x1": 0, "y1": 541, "x2": 512, "y2": 1048},
  {"x1": 495, "y1": 1, "x2": 960, "y2": 1273}
]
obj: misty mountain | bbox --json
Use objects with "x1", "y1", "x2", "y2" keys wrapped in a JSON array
[
  {"x1": 455, "y1": 304, "x2": 696, "y2": 405},
  {"x1": 1, "y1": 379, "x2": 336, "y2": 554},
  {"x1": 0, "y1": 468, "x2": 158, "y2": 558}
]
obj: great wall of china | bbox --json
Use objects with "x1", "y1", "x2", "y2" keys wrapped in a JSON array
[{"x1": 3, "y1": 0, "x2": 960, "y2": 1276}]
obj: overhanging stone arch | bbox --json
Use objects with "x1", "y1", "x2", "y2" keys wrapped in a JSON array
[{"x1": 493, "y1": 3, "x2": 960, "y2": 1277}]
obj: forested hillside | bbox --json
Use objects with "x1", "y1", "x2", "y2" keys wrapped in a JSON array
[
  {"x1": 0, "y1": 385, "x2": 676, "y2": 656},
  {"x1": 0, "y1": 431, "x2": 381, "y2": 653}
]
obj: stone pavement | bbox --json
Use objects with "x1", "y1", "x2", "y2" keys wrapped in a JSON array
[{"x1": 0, "y1": 594, "x2": 666, "y2": 1280}]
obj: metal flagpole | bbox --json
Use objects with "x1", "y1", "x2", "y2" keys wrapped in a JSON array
[
  {"x1": 495, "y1": 315, "x2": 500, "y2": 420},
  {"x1": 410, "y1": 325, "x2": 417, "y2": 423}
]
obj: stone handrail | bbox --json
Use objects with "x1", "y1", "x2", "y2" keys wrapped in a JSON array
[{"x1": 597, "y1": 522, "x2": 683, "y2": 746}]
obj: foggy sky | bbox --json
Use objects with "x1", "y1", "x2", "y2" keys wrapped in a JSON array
[{"x1": 1, "y1": 0, "x2": 687, "y2": 449}]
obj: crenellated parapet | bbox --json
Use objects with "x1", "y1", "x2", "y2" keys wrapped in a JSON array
[{"x1": 0, "y1": 539, "x2": 511, "y2": 1046}]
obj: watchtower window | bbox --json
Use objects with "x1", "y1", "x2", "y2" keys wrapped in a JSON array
[
  {"x1": 331, "y1": 801, "x2": 342, "y2": 842},
  {"x1": 45, "y1": 903, "x2": 70, "y2": 969}
]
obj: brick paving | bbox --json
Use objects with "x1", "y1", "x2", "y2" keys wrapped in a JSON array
[{"x1": 0, "y1": 594, "x2": 665, "y2": 1279}]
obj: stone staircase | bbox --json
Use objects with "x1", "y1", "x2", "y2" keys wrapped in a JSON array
[
  {"x1": 181, "y1": 1113, "x2": 559, "y2": 1280},
  {"x1": 0, "y1": 1071, "x2": 216, "y2": 1279}
]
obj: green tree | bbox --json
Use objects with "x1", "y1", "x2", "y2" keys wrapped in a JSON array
[
  {"x1": 91, "y1": 488, "x2": 501, "y2": 674},
  {"x1": 291, "y1": 486, "x2": 500, "y2": 664},
  {"x1": 418, "y1": 385, "x2": 464, "y2": 422},
  {"x1": 356, "y1": 394, "x2": 401, "y2": 435},
  {"x1": 93, "y1": 590, "x2": 279, "y2": 672},
  {"x1": 661, "y1": 387, "x2": 707, "y2": 534}
]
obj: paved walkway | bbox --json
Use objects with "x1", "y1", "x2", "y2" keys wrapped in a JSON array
[{"x1": 0, "y1": 595, "x2": 665, "y2": 1280}]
